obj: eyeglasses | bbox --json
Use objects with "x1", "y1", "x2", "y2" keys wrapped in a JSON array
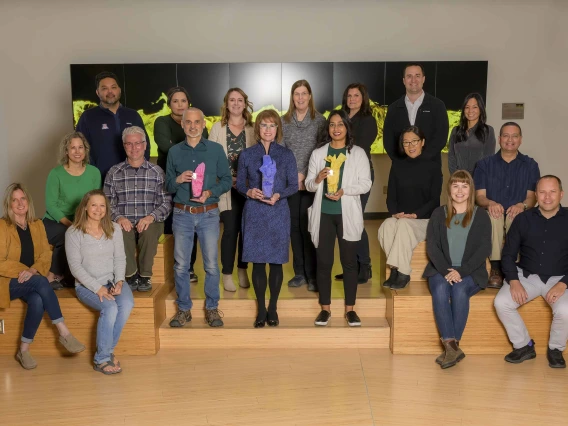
[
  {"x1": 260, "y1": 123, "x2": 278, "y2": 129},
  {"x1": 402, "y1": 139, "x2": 421, "y2": 147},
  {"x1": 329, "y1": 122, "x2": 345, "y2": 128},
  {"x1": 123, "y1": 141, "x2": 146, "y2": 148}
]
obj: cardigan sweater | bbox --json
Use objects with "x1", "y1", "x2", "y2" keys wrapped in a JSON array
[
  {"x1": 208, "y1": 121, "x2": 255, "y2": 212},
  {"x1": 0, "y1": 219, "x2": 52, "y2": 308},
  {"x1": 305, "y1": 144, "x2": 371, "y2": 248},
  {"x1": 423, "y1": 206, "x2": 492, "y2": 288}
]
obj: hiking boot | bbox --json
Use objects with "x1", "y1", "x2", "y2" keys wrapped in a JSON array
[
  {"x1": 205, "y1": 308, "x2": 224, "y2": 327},
  {"x1": 440, "y1": 338, "x2": 465, "y2": 369},
  {"x1": 169, "y1": 309, "x2": 192, "y2": 327},
  {"x1": 137, "y1": 276, "x2": 152, "y2": 292},
  {"x1": 288, "y1": 275, "x2": 307, "y2": 287},
  {"x1": 504, "y1": 339, "x2": 536, "y2": 364}
]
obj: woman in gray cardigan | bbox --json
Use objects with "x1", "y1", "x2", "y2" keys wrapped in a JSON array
[
  {"x1": 423, "y1": 170, "x2": 491, "y2": 369},
  {"x1": 306, "y1": 110, "x2": 372, "y2": 328}
]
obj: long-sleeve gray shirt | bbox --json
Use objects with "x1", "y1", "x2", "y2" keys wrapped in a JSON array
[
  {"x1": 448, "y1": 124, "x2": 496, "y2": 175},
  {"x1": 65, "y1": 223, "x2": 126, "y2": 293},
  {"x1": 280, "y1": 111, "x2": 326, "y2": 176}
]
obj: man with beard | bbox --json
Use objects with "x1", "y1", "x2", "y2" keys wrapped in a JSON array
[{"x1": 76, "y1": 71, "x2": 150, "y2": 180}]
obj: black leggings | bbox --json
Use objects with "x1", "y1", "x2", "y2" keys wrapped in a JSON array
[
  {"x1": 316, "y1": 213, "x2": 358, "y2": 306},
  {"x1": 220, "y1": 188, "x2": 247, "y2": 274},
  {"x1": 252, "y1": 263, "x2": 283, "y2": 315}
]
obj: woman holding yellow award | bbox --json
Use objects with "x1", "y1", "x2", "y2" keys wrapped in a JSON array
[{"x1": 305, "y1": 110, "x2": 372, "y2": 327}]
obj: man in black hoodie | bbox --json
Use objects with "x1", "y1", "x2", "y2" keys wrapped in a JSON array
[{"x1": 383, "y1": 63, "x2": 449, "y2": 168}]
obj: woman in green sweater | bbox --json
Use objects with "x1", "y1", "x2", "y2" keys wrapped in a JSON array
[{"x1": 43, "y1": 132, "x2": 101, "y2": 289}]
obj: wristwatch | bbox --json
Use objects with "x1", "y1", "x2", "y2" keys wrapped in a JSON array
[{"x1": 523, "y1": 202, "x2": 528, "y2": 211}]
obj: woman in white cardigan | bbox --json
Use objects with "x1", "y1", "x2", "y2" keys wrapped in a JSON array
[
  {"x1": 209, "y1": 88, "x2": 255, "y2": 292},
  {"x1": 305, "y1": 110, "x2": 372, "y2": 327}
]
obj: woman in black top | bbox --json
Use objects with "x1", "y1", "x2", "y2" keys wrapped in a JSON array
[
  {"x1": 334, "y1": 83, "x2": 378, "y2": 284},
  {"x1": 423, "y1": 170, "x2": 491, "y2": 369},
  {"x1": 378, "y1": 126, "x2": 442, "y2": 289}
]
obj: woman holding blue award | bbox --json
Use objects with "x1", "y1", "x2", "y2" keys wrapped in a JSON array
[{"x1": 236, "y1": 110, "x2": 298, "y2": 328}]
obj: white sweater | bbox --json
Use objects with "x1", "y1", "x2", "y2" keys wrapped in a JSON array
[{"x1": 305, "y1": 144, "x2": 372, "y2": 248}]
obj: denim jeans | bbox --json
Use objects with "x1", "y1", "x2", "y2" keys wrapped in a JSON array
[
  {"x1": 428, "y1": 273, "x2": 481, "y2": 341},
  {"x1": 9, "y1": 276, "x2": 64, "y2": 343},
  {"x1": 76, "y1": 283, "x2": 134, "y2": 364},
  {"x1": 173, "y1": 206, "x2": 220, "y2": 311}
]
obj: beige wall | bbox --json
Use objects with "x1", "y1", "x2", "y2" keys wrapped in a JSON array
[{"x1": 1, "y1": 0, "x2": 567, "y2": 214}]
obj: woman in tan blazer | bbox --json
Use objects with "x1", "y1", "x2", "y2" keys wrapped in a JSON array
[
  {"x1": 0, "y1": 183, "x2": 84, "y2": 369},
  {"x1": 209, "y1": 88, "x2": 255, "y2": 292}
]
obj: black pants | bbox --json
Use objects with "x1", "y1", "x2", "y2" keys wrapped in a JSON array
[
  {"x1": 220, "y1": 188, "x2": 247, "y2": 274},
  {"x1": 252, "y1": 263, "x2": 283, "y2": 315},
  {"x1": 42, "y1": 218, "x2": 67, "y2": 276},
  {"x1": 356, "y1": 168, "x2": 374, "y2": 267},
  {"x1": 165, "y1": 206, "x2": 197, "y2": 272},
  {"x1": 316, "y1": 213, "x2": 358, "y2": 306},
  {"x1": 288, "y1": 190, "x2": 316, "y2": 280}
]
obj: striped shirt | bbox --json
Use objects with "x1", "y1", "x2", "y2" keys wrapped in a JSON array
[{"x1": 104, "y1": 160, "x2": 172, "y2": 223}]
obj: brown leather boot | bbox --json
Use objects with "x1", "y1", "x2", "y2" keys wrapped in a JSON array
[
  {"x1": 440, "y1": 338, "x2": 465, "y2": 369},
  {"x1": 487, "y1": 268, "x2": 504, "y2": 289},
  {"x1": 436, "y1": 340, "x2": 461, "y2": 365}
]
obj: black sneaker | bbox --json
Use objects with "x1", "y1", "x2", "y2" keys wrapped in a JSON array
[
  {"x1": 169, "y1": 309, "x2": 192, "y2": 327},
  {"x1": 205, "y1": 308, "x2": 224, "y2": 327},
  {"x1": 314, "y1": 310, "x2": 331, "y2": 326},
  {"x1": 389, "y1": 272, "x2": 411, "y2": 290},
  {"x1": 357, "y1": 265, "x2": 371, "y2": 284},
  {"x1": 307, "y1": 279, "x2": 317, "y2": 292},
  {"x1": 288, "y1": 275, "x2": 307, "y2": 287},
  {"x1": 547, "y1": 347, "x2": 566, "y2": 368},
  {"x1": 126, "y1": 274, "x2": 139, "y2": 292},
  {"x1": 334, "y1": 273, "x2": 344, "y2": 281},
  {"x1": 345, "y1": 311, "x2": 361, "y2": 327},
  {"x1": 189, "y1": 271, "x2": 198, "y2": 283},
  {"x1": 504, "y1": 339, "x2": 536, "y2": 364},
  {"x1": 137, "y1": 276, "x2": 152, "y2": 292}
]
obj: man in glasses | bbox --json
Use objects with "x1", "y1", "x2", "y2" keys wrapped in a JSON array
[
  {"x1": 104, "y1": 126, "x2": 171, "y2": 293},
  {"x1": 383, "y1": 63, "x2": 449, "y2": 168},
  {"x1": 166, "y1": 108, "x2": 232, "y2": 328},
  {"x1": 474, "y1": 122, "x2": 540, "y2": 288},
  {"x1": 76, "y1": 71, "x2": 150, "y2": 181}
]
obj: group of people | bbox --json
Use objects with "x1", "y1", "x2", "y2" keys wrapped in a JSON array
[{"x1": 1, "y1": 63, "x2": 566, "y2": 374}]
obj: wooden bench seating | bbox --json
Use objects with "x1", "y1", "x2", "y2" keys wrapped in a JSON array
[
  {"x1": 0, "y1": 235, "x2": 173, "y2": 356},
  {"x1": 380, "y1": 240, "x2": 558, "y2": 355}
]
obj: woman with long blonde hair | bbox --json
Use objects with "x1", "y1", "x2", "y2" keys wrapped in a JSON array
[
  {"x1": 65, "y1": 189, "x2": 133, "y2": 375},
  {"x1": 423, "y1": 170, "x2": 491, "y2": 369},
  {"x1": 0, "y1": 183, "x2": 85, "y2": 370}
]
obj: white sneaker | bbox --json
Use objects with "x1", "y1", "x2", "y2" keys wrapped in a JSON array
[
  {"x1": 223, "y1": 274, "x2": 236, "y2": 292},
  {"x1": 238, "y1": 268, "x2": 250, "y2": 288}
]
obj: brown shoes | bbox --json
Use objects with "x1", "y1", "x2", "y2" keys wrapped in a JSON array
[
  {"x1": 487, "y1": 268, "x2": 504, "y2": 289},
  {"x1": 16, "y1": 350, "x2": 37, "y2": 370},
  {"x1": 58, "y1": 334, "x2": 86, "y2": 354}
]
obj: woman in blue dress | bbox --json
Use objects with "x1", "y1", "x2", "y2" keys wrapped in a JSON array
[{"x1": 237, "y1": 110, "x2": 298, "y2": 328}]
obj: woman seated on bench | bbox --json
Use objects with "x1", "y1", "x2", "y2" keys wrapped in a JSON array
[
  {"x1": 66, "y1": 189, "x2": 134, "y2": 375},
  {"x1": 0, "y1": 183, "x2": 85, "y2": 370},
  {"x1": 423, "y1": 170, "x2": 491, "y2": 369},
  {"x1": 378, "y1": 125, "x2": 442, "y2": 289}
]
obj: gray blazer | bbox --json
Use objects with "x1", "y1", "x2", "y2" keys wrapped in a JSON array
[{"x1": 423, "y1": 206, "x2": 492, "y2": 288}]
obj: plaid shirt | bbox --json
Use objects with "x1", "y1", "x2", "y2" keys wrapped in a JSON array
[{"x1": 104, "y1": 160, "x2": 172, "y2": 223}]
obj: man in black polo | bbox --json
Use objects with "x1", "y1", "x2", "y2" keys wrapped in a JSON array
[
  {"x1": 383, "y1": 63, "x2": 449, "y2": 167},
  {"x1": 494, "y1": 175, "x2": 568, "y2": 368},
  {"x1": 76, "y1": 71, "x2": 150, "y2": 180},
  {"x1": 474, "y1": 122, "x2": 540, "y2": 288}
]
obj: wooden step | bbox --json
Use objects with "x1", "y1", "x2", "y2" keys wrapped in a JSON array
[
  {"x1": 159, "y1": 316, "x2": 390, "y2": 349},
  {"x1": 387, "y1": 282, "x2": 557, "y2": 355},
  {"x1": 165, "y1": 290, "x2": 386, "y2": 318}
]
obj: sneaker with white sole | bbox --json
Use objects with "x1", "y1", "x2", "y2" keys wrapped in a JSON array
[
  {"x1": 314, "y1": 310, "x2": 331, "y2": 326},
  {"x1": 345, "y1": 311, "x2": 361, "y2": 327}
]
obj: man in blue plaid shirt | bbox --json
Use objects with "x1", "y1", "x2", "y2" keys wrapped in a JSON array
[{"x1": 104, "y1": 126, "x2": 172, "y2": 292}]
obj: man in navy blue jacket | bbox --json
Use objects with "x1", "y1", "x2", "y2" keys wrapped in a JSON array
[{"x1": 76, "y1": 71, "x2": 150, "y2": 180}]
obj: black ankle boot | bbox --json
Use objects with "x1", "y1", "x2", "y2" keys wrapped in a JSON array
[
  {"x1": 357, "y1": 264, "x2": 371, "y2": 284},
  {"x1": 383, "y1": 268, "x2": 399, "y2": 288},
  {"x1": 389, "y1": 272, "x2": 411, "y2": 290}
]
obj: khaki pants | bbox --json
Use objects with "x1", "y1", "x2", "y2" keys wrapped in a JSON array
[
  {"x1": 378, "y1": 218, "x2": 429, "y2": 276},
  {"x1": 122, "y1": 222, "x2": 164, "y2": 277},
  {"x1": 489, "y1": 214, "x2": 514, "y2": 261}
]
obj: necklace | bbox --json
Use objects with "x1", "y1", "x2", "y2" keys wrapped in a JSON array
[
  {"x1": 454, "y1": 219, "x2": 461, "y2": 225},
  {"x1": 16, "y1": 221, "x2": 27, "y2": 231}
]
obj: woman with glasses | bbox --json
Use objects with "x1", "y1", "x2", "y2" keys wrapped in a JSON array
[
  {"x1": 237, "y1": 110, "x2": 298, "y2": 328},
  {"x1": 378, "y1": 126, "x2": 442, "y2": 290},
  {"x1": 281, "y1": 80, "x2": 326, "y2": 291},
  {"x1": 209, "y1": 88, "x2": 255, "y2": 292},
  {"x1": 448, "y1": 93, "x2": 496, "y2": 175},
  {"x1": 306, "y1": 110, "x2": 371, "y2": 327}
]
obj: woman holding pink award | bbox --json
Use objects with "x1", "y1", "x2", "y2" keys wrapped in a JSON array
[
  {"x1": 236, "y1": 110, "x2": 298, "y2": 328},
  {"x1": 305, "y1": 110, "x2": 372, "y2": 327}
]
